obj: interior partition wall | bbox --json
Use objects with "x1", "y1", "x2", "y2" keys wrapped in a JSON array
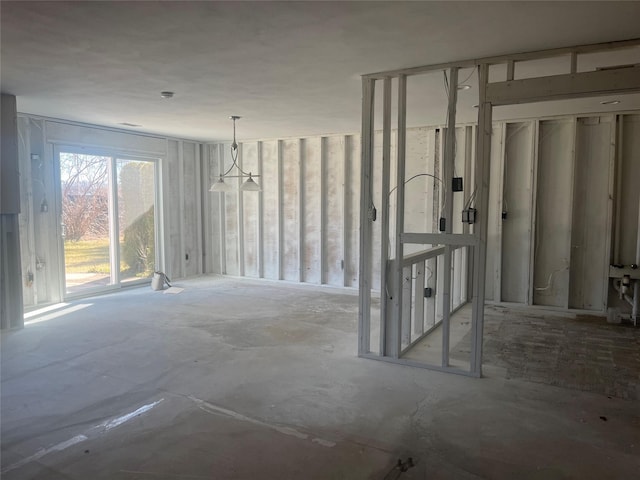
[{"x1": 359, "y1": 38, "x2": 640, "y2": 376}]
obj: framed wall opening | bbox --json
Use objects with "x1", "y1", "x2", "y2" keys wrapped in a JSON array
[{"x1": 359, "y1": 38, "x2": 640, "y2": 376}]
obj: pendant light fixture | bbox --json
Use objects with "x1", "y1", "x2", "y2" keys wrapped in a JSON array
[{"x1": 210, "y1": 116, "x2": 260, "y2": 192}]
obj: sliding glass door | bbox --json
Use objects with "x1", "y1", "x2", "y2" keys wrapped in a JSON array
[
  {"x1": 117, "y1": 159, "x2": 156, "y2": 284},
  {"x1": 57, "y1": 149, "x2": 157, "y2": 296}
]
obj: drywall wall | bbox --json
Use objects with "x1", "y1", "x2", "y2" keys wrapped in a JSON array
[
  {"x1": 207, "y1": 113, "x2": 632, "y2": 315},
  {"x1": 533, "y1": 119, "x2": 574, "y2": 307},
  {"x1": 569, "y1": 117, "x2": 614, "y2": 310},
  {"x1": 617, "y1": 115, "x2": 640, "y2": 266},
  {"x1": 485, "y1": 124, "x2": 504, "y2": 302},
  {"x1": 15, "y1": 111, "x2": 636, "y2": 315},
  {"x1": 204, "y1": 135, "x2": 361, "y2": 287},
  {"x1": 501, "y1": 122, "x2": 534, "y2": 304},
  {"x1": 482, "y1": 114, "x2": 633, "y2": 313},
  {"x1": 206, "y1": 122, "x2": 476, "y2": 325},
  {"x1": 16, "y1": 115, "x2": 200, "y2": 307},
  {"x1": 1, "y1": 94, "x2": 24, "y2": 329},
  {"x1": 1, "y1": 94, "x2": 20, "y2": 214}
]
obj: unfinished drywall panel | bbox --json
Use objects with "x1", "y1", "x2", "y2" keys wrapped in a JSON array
[
  {"x1": 452, "y1": 126, "x2": 468, "y2": 236},
  {"x1": 501, "y1": 121, "x2": 534, "y2": 304},
  {"x1": 204, "y1": 144, "x2": 222, "y2": 274},
  {"x1": 533, "y1": 119, "x2": 574, "y2": 307},
  {"x1": 282, "y1": 139, "x2": 300, "y2": 281},
  {"x1": 261, "y1": 140, "x2": 280, "y2": 280},
  {"x1": 16, "y1": 115, "x2": 208, "y2": 304},
  {"x1": 371, "y1": 130, "x2": 384, "y2": 291},
  {"x1": 166, "y1": 140, "x2": 182, "y2": 278},
  {"x1": 404, "y1": 127, "x2": 432, "y2": 248},
  {"x1": 618, "y1": 114, "x2": 640, "y2": 266},
  {"x1": 242, "y1": 142, "x2": 260, "y2": 278},
  {"x1": 210, "y1": 133, "x2": 361, "y2": 288},
  {"x1": 182, "y1": 141, "x2": 201, "y2": 277},
  {"x1": 325, "y1": 136, "x2": 345, "y2": 286},
  {"x1": 345, "y1": 135, "x2": 360, "y2": 288},
  {"x1": 302, "y1": 138, "x2": 322, "y2": 284},
  {"x1": 17, "y1": 117, "x2": 35, "y2": 306},
  {"x1": 452, "y1": 126, "x2": 468, "y2": 308},
  {"x1": 484, "y1": 124, "x2": 504, "y2": 301},
  {"x1": 44, "y1": 121, "x2": 166, "y2": 156},
  {"x1": 221, "y1": 144, "x2": 240, "y2": 276},
  {"x1": 569, "y1": 116, "x2": 613, "y2": 311}
]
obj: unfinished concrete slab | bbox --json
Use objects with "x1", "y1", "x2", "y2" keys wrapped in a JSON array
[{"x1": 2, "y1": 277, "x2": 639, "y2": 479}]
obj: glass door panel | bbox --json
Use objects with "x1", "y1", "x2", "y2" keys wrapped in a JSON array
[
  {"x1": 60, "y1": 152, "x2": 113, "y2": 294},
  {"x1": 117, "y1": 159, "x2": 156, "y2": 283}
]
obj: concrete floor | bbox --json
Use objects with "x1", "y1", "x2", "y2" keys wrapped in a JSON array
[{"x1": 2, "y1": 276, "x2": 639, "y2": 479}]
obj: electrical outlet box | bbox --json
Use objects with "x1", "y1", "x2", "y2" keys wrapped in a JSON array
[
  {"x1": 452, "y1": 177, "x2": 463, "y2": 192},
  {"x1": 424, "y1": 287, "x2": 433, "y2": 298},
  {"x1": 439, "y1": 217, "x2": 446, "y2": 232},
  {"x1": 462, "y1": 208, "x2": 477, "y2": 224}
]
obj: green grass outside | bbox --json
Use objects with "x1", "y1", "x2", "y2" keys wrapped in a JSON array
[
  {"x1": 64, "y1": 238, "x2": 111, "y2": 273},
  {"x1": 64, "y1": 238, "x2": 143, "y2": 277}
]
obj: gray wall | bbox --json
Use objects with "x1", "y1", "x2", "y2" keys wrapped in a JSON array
[
  {"x1": 16, "y1": 116, "x2": 201, "y2": 307},
  {"x1": 1, "y1": 94, "x2": 24, "y2": 328},
  {"x1": 15, "y1": 112, "x2": 639, "y2": 316},
  {"x1": 208, "y1": 114, "x2": 639, "y2": 314}
]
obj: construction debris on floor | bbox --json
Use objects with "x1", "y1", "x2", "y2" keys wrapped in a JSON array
[{"x1": 2, "y1": 277, "x2": 639, "y2": 479}]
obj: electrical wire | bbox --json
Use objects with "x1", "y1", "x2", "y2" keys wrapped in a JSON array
[
  {"x1": 388, "y1": 173, "x2": 444, "y2": 196},
  {"x1": 386, "y1": 172, "x2": 445, "y2": 258},
  {"x1": 534, "y1": 265, "x2": 569, "y2": 293},
  {"x1": 458, "y1": 68, "x2": 476, "y2": 88}
]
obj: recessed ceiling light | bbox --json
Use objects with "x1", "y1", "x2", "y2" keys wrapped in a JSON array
[
  {"x1": 160, "y1": 91, "x2": 174, "y2": 99},
  {"x1": 600, "y1": 100, "x2": 620, "y2": 105},
  {"x1": 458, "y1": 84, "x2": 472, "y2": 91},
  {"x1": 119, "y1": 122, "x2": 141, "y2": 127}
]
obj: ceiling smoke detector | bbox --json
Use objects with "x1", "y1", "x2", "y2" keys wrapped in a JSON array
[{"x1": 160, "y1": 91, "x2": 174, "y2": 99}]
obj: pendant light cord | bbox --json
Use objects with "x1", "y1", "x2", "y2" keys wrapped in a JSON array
[{"x1": 219, "y1": 117, "x2": 259, "y2": 178}]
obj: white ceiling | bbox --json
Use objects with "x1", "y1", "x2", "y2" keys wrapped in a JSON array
[{"x1": 2, "y1": 1, "x2": 640, "y2": 142}]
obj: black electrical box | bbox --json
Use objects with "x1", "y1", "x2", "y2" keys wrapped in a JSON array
[
  {"x1": 439, "y1": 217, "x2": 446, "y2": 232},
  {"x1": 452, "y1": 177, "x2": 463, "y2": 192},
  {"x1": 424, "y1": 287, "x2": 433, "y2": 298}
]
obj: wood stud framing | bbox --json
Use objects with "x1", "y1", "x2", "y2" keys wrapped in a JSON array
[
  {"x1": 392, "y1": 74, "x2": 407, "y2": 359},
  {"x1": 237, "y1": 143, "x2": 245, "y2": 277},
  {"x1": 358, "y1": 37, "x2": 640, "y2": 377},
  {"x1": 343, "y1": 135, "x2": 351, "y2": 288},
  {"x1": 178, "y1": 141, "x2": 186, "y2": 279},
  {"x1": 298, "y1": 139, "x2": 305, "y2": 283},
  {"x1": 441, "y1": 67, "x2": 459, "y2": 367},
  {"x1": 218, "y1": 144, "x2": 227, "y2": 275},
  {"x1": 277, "y1": 140, "x2": 284, "y2": 280},
  {"x1": 380, "y1": 77, "x2": 392, "y2": 355},
  {"x1": 358, "y1": 77, "x2": 375, "y2": 355},
  {"x1": 470, "y1": 63, "x2": 492, "y2": 377}
]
